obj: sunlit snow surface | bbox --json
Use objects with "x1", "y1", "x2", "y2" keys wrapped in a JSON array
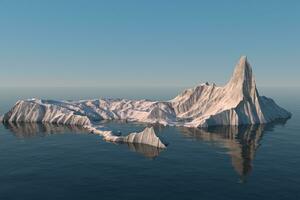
[{"x1": 1, "y1": 56, "x2": 291, "y2": 148}]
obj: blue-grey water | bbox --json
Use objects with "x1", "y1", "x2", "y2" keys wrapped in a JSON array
[{"x1": 0, "y1": 87, "x2": 299, "y2": 200}]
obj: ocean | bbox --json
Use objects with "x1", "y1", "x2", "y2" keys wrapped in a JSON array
[{"x1": 0, "y1": 86, "x2": 299, "y2": 200}]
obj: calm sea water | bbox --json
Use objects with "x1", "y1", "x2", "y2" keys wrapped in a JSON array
[{"x1": 0, "y1": 87, "x2": 299, "y2": 200}]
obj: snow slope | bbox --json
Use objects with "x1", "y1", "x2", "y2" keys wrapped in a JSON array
[
  {"x1": 1, "y1": 56, "x2": 291, "y2": 147},
  {"x1": 170, "y1": 56, "x2": 291, "y2": 127}
]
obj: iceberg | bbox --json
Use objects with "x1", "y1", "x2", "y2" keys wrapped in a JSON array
[
  {"x1": 86, "y1": 125, "x2": 166, "y2": 148},
  {"x1": 4, "y1": 121, "x2": 165, "y2": 158},
  {"x1": 170, "y1": 56, "x2": 291, "y2": 127},
  {"x1": 1, "y1": 56, "x2": 291, "y2": 148}
]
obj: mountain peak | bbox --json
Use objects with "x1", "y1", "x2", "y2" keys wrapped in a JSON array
[
  {"x1": 233, "y1": 55, "x2": 251, "y2": 78},
  {"x1": 227, "y1": 56, "x2": 258, "y2": 99},
  {"x1": 240, "y1": 55, "x2": 247, "y2": 62}
]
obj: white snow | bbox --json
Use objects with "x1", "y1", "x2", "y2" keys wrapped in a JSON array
[{"x1": 1, "y1": 56, "x2": 291, "y2": 148}]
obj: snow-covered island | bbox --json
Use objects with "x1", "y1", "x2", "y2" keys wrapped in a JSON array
[{"x1": 0, "y1": 56, "x2": 291, "y2": 148}]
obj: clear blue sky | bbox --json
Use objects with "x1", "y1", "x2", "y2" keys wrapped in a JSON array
[{"x1": 0, "y1": 0, "x2": 299, "y2": 87}]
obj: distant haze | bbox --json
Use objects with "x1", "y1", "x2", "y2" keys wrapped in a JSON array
[{"x1": 0, "y1": 0, "x2": 299, "y2": 87}]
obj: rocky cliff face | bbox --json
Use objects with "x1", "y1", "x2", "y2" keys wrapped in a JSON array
[{"x1": 1, "y1": 56, "x2": 291, "y2": 147}]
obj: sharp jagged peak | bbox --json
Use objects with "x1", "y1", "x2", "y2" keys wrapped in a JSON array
[
  {"x1": 174, "y1": 56, "x2": 259, "y2": 102},
  {"x1": 230, "y1": 56, "x2": 252, "y2": 84},
  {"x1": 227, "y1": 56, "x2": 258, "y2": 99}
]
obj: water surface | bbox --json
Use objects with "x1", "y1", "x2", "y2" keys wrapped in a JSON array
[{"x1": 0, "y1": 87, "x2": 299, "y2": 200}]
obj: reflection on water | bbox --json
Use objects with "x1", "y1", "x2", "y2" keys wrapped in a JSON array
[
  {"x1": 3, "y1": 122, "x2": 86, "y2": 138},
  {"x1": 179, "y1": 119, "x2": 288, "y2": 182},
  {"x1": 126, "y1": 143, "x2": 163, "y2": 159},
  {"x1": 3, "y1": 120, "x2": 288, "y2": 177},
  {"x1": 3, "y1": 122, "x2": 164, "y2": 159}
]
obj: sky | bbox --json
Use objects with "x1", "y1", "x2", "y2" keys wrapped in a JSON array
[{"x1": 0, "y1": 0, "x2": 299, "y2": 87}]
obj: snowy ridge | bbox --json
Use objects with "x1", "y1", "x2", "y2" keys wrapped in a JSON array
[
  {"x1": 1, "y1": 56, "x2": 291, "y2": 147},
  {"x1": 86, "y1": 126, "x2": 166, "y2": 149},
  {"x1": 170, "y1": 56, "x2": 291, "y2": 127},
  {"x1": 2, "y1": 99, "x2": 91, "y2": 126}
]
